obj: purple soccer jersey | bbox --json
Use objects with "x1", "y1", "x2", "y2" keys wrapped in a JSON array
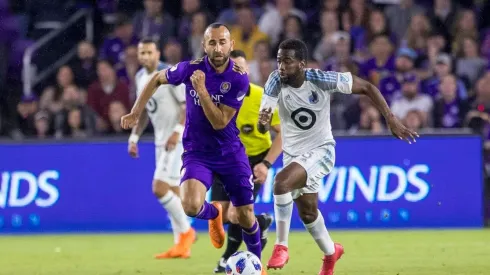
[{"x1": 166, "y1": 56, "x2": 254, "y2": 207}]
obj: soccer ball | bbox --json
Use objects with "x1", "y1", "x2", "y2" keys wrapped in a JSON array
[{"x1": 225, "y1": 251, "x2": 262, "y2": 275}]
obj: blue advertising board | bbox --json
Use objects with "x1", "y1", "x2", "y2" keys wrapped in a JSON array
[{"x1": 0, "y1": 135, "x2": 483, "y2": 233}]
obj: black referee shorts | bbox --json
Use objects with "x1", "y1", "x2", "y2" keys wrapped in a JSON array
[{"x1": 210, "y1": 149, "x2": 269, "y2": 202}]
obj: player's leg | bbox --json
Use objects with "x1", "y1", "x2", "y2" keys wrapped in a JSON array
[
  {"x1": 154, "y1": 144, "x2": 196, "y2": 259},
  {"x1": 180, "y1": 152, "x2": 225, "y2": 249}
]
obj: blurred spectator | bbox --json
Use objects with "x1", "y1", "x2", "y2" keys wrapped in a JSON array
[
  {"x1": 218, "y1": 0, "x2": 263, "y2": 26},
  {"x1": 99, "y1": 15, "x2": 138, "y2": 69},
  {"x1": 323, "y1": 32, "x2": 360, "y2": 75},
  {"x1": 107, "y1": 101, "x2": 131, "y2": 135},
  {"x1": 312, "y1": 10, "x2": 340, "y2": 62},
  {"x1": 87, "y1": 60, "x2": 130, "y2": 132},
  {"x1": 33, "y1": 110, "x2": 52, "y2": 139},
  {"x1": 40, "y1": 66, "x2": 76, "y2": 114},
  {"x1": 132, "y1": 0, "x2": 176, "y2": 47},
  {"x1": 402, "y1": 14, "x2": 432, "y2": 56},
  {"x1": 422, "y1": 53, "x2": 468, "y2": 99},
  {"x1": 391, "y1": 73, "x2": 433, "y2": 125},
  {"x1": 231, "y1": 6, "x2": 268, "y2": 60},
  {"x1": 178, "y1": 0, "x2": 209, "y2": 42},
  {"x1": 116, "y1": 45, "x2": 139, "y2": 100},
  {"x1": 355, "y1": 9, "x2": 396, "y2": 60},
  {"x1": 258, "y1": 0, "x2": 306, "y2": 47},
  {"x1": 379, "y1": 47, "x2": 418, "y2": 104},
  {"x1": 403, "y1": 109, "x2": 424, "y2": 131},
  {"x1": 53, "y1": 85, "x2": 97, "y2": 139},
  {"x1": 345, "y1": 0, "x2": 370, "y2": 44},
  {"x1": 163, "y1": 40, "x2": 184, "y2": 66},
  {"x1": 14, "y1": 94, "x2": 39, "y2": 137},
  {"x1": 384, "y1": 0, "x2": 425, "y2": 40},
  {"x1": 450, "y1": 9, "x2": 478, "y2": 56},
  {"x1": 307, "y1": 0, "x2": 341, "y2": 35},
  {"x1": 258, "y1": 59, "x2": 274, "y2": 86},
  {"x1": 349, "y1": 104, "x2": 385, "y2": 134},
  {"x1": 433, "y1": 74, "x2": 469, "y2": 128},
  {"x1": 71, "y1": 41, "x2": 98, "y2": 89},
  {"x1": 359, "y1": 34, "x2": 395, "y2": 86},
  {"x1": 185, "y1": 11, "x2": 208, "y2": 59},
  {"x1": 455, "y1": 37, "x2": 487, "y2": 89},
  {"x1": 248, "y1": 40, "x2": 274, "y2": 84},
  {"x1": 274, "y1": 14, "x2": 310, "y2": 56},
  {"x1": 426, "y1": 0, "x2": 456, "y2": 41}
]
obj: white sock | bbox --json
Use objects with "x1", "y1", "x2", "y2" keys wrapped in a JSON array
[
  {"x1": 159, "y1": 191, "x2": 191, "y2": 235},
  {"x1": 169, "y1": 215, "x2": 179, "y2": 244},
  {"x1": 304, "y1": 210, "x2": 335, "y2": 255},
  {"x1": 273, "y1": 192, "x2": 293, "y2": 247}
]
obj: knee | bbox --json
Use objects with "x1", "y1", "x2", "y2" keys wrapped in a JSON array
[
  {"x1": 235, "y1": 205, "x2": 255, "y2": 229},
  {"x1": 227, "y1": 206, "x2": 239, "y2": 224},
  {"x1": 273, "y1": 171, "x2": 291, "y2": 195},
  {"x1": 181, "y1": 197, "x2": 203, "y2": 216},
  {"x1": 152, "y1": 180, "x2": 170, "y2": 198},
  {"x1": 298, "y1": 208, "x2": 318, "y2": 224}
]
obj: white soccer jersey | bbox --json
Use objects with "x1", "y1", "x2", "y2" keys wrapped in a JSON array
[
  {"x1": 260, "y1": 69, "x2": 353, "y2": 156},
  {"x1": 135, "y1": 62, "x2": 186, "y2": 146}
]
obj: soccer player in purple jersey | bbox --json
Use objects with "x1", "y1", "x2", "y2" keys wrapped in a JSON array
[{"x1": 121, "y1": 23, "x2": 266, "y2": 273}]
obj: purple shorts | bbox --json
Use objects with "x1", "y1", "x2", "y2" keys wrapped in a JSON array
[{"x1": 180, "y1": 148, "x2": 254, "y2": 207}]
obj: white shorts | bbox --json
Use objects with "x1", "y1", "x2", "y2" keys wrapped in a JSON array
[
  {"x1": 283, "y1": 143, "x2": 336, "y2": 200},
  {"x1": 154, "y1": 142, "x2": 184, "y2": 186}
]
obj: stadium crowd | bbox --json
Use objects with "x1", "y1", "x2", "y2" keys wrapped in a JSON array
[{"x1": 1, "y1": 0, "x2": 490, "y2": 143}]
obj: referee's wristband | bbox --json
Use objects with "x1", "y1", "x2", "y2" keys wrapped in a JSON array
[
  {"x1": 129, "y1": 134, "x2": 139, "y2": 144},
  {"x1": 261, "y1": 160, "x2": 272, "y2": 169}
]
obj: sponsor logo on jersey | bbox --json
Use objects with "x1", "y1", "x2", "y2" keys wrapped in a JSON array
[
  {"x1": 241, "y1": 124, "x2": 254, "y2": 134},
  {"x1": 220, "y1": 82, "x2": 231, "y2": 93}
]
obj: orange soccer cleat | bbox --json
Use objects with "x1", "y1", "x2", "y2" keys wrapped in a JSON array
[
  {"x1": 267, "y1": 244, "x2": 289, "y2": 270},
  {"x1": 208, "y1": 202, "x2": 225, "y2": 249},
  {"x1": 318, "y1": 243, "x2": 344, "y2": 275},
  {"x1": 154, "y1": 227, "x2": 196, "y2": 259}
]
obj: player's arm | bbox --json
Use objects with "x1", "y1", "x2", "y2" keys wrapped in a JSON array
[
  {"x1": 131, "y1": 71, "x2": 168, "y2": 116},
  {"x1": 200, "y1": 93, "x2": 237, "y2": 130},
  {"x1": 264, "y1": 124, "x2": 282, "y2": 165},
  {"x1": 350, "y1": 75, "x2": 418, "y2": 143},
  {"x1": 258, "y1": 71, "x2": 281, "y2": 134},
  {"x1": 129, "y1": 111, "x2": 149, "y2": 143}
]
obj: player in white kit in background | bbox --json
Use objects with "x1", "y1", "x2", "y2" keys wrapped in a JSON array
[
  {"x1": 258, "y1": 39, "x2": 418, "y2": 275},
  {"x1": 128, "y1": 38, "x2": 196, "y2": 259}
]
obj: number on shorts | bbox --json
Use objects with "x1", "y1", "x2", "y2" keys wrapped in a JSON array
[{"x1": 291, "y1": 107, "x2": 316, "y2": 130}]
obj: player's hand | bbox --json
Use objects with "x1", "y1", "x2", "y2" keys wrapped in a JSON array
[
  {"x1": 387, "y1": 115, "x2": 419, "y2": 144},
  {"x1": 165, "y1": 131, "x2": 180, "y2": 151},
  {"x1": 121, "y1": 112, "x2": 140, "y2": 129},
  {"x1": 190, "y1": 70, "x2": 206, "y2": 94},
  {"x1": 253, "y1": 163, "x2": 269, "y2": 184},
  {"x1": 128, "y1": 142, "x2": 139, "y2": 158},
  {"x1": 258, "y1": 108, "x2": 272, "y2": 128}
]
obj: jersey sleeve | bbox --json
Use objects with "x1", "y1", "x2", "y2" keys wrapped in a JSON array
[
  {"x1": 165, "y1": 61, "x2": 190, "y2": 86},
  {"x1": 220, "y1": 73, "x2": 250, "y2": 110},
  {"x1": 259, "y1": 70, "x2": 281, "y2": 111},
  {"x1": 170, "y1": 84, "x2": 186, "y2": 104},
  {"x1": 306, "y1": 69, "x2": 353, "y2": 94}
]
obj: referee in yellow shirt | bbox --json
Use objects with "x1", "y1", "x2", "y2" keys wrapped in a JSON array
[{"x1": 211, "y1": 50, "x2": 282, "y2": 273}]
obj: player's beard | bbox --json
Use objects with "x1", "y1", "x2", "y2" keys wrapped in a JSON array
[{"x1": 209, "y1": 52, "x2": 230, "y2": 68}]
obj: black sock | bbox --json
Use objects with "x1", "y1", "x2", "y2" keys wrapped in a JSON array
[
  {"x1": 256, "y1": 214, "x2": 267, "y2": 232},
  {"x1": 221, "y1": 223, "x2": 243, "y2": 260}
]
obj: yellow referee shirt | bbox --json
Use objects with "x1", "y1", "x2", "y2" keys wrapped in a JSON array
[{"x1": 236, "y1": 83, "x2": 280, "y2": 157}]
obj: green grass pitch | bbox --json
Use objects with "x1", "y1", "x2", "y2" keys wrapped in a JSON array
[{"x1": 1, "y1": 230, "x2": 489, "y2": 275}]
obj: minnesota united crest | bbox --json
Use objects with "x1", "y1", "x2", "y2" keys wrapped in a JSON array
[
  {"x1": 309, "y1": 90, "x2": 319, "y2": 104},
  {"x1": 220, "y1": 82, "x2": 231, "y2": 93}
]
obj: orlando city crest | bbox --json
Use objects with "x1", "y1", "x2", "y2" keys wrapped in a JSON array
[{"x1": 220, "y1": 82, "x2": 231, "y2": 93}]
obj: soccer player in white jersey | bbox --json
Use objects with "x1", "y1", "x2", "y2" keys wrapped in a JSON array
[
  {"x1": 258, "y1": 39, "x2": 418, "y2": 275},
  {"x1": 128, "y1": 38, "x2": 196, "y2": 259}
]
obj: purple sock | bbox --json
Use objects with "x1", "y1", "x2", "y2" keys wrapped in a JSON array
[
  {"x1": 194, "y1": 202, "x2": 219, "y2": 220},
  {"x1": 242, "y1": 220, "x2": 262, "y2": 260}
]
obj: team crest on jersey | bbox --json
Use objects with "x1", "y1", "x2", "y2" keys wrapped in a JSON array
[
  {"x1": 340, "y1": 74, "x2": 349, "y2": 83},
  {"x1": 220, "y1": 82, "x2": 231, "y2": 93},
  {"x1": 309, "y1": 90, "x2": 319, "y2": 104}
]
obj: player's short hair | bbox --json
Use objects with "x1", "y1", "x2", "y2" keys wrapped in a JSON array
[
  {"x1": 278, "y1": 39, "x2": 308, "y2": 62},
  {"x1": 206, "y1": 22, "x2": 231, "y2": 33},
  {"x1": 139, "y1": 37, "x2": 159, "y2": 46},
  {"x1": 230, "y1": 50, "x2": 247, "y2": 59}
]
